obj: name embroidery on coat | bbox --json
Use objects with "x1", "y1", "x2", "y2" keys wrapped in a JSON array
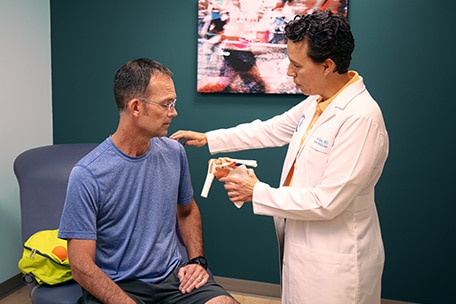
[{"x1": 313, "y1": 137, "x2": 329, "y2": 149}]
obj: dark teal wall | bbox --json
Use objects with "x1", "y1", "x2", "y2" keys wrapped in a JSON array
[{"x1": 50, "y1": 1, "x2": 454, "y2": 303}]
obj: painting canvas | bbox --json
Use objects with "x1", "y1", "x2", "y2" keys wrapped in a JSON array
[{"x1": 197, "y1": 0, "x2": 349, "y2": 94}]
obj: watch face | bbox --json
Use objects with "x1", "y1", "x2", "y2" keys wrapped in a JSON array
[{"x1": 190, "y1": 256, "x2": 207, "y2": 269}]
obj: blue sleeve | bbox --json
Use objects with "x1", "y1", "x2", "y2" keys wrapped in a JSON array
[
  {"x1": 58, "y1": 165, "x2": 99, "y2": 240},
  {"x1": 177, "y1": 143, "x2": 194, "y2": 206}
]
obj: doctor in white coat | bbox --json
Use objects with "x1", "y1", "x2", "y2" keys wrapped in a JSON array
[{"x1": 172, "y1": 10, "x2": 389, "y2": 304}]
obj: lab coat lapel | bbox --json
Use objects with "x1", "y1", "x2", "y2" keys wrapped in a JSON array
[
  {"x1": 280, "y1": 98, "x2": 318, "y2": 185},
  {"x1": 311, "y1": 79, "x2": 367, "y2": 129}
]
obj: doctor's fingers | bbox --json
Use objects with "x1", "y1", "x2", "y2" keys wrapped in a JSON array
[
  {"x1": 170, "y1": 130, "x2": 207, "y2": 147},
  {"x1": 224, "y1": 182, "x2": 254, "y2": 199},
  {"x1": 222, "y1": 173, "x2": 258, "y2": 189},
  {"x1": 227, "y1": 189, "x2": 252, "y2": 203},
  {"x1": 221, "y1": 180, "x2": 240, "y2": 191}
]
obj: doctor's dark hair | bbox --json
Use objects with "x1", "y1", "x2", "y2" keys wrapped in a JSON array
[
  {"x1": 284, "y1": 10, "x2": 354, "y2": 74},
  {"x1": 113, "y1": 58, "x2": 173, "y2": 111}
]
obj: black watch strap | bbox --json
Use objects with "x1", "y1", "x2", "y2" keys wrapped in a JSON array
[{"x1": 186, "y1": 256, "x2": 208, "y2": 270}]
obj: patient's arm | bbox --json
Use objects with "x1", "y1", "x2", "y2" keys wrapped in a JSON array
[{"x1": 67, "y1": 239, "x2": 135, "y2": 304}]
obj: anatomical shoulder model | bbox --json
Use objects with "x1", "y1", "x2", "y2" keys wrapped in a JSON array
[{"x1": 201, "y1": 157, "x2": 258, "y2": 208}]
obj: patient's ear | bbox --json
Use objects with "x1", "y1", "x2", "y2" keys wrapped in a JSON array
[{"x1": 127, "y1": 98, "x2": 142, "y2": 117}]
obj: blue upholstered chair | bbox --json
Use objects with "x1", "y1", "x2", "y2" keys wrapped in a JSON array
[
  {"x1": 14, "y1": 143, "x2": 193, "y2": 303},
  {"x1": 14, "y1": 144, "x2": 97, "y2": 304}
]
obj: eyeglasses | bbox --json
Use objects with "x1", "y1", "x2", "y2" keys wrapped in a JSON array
[{"x1": 138, "y1": 97, "x2": 177, "y2": 111}]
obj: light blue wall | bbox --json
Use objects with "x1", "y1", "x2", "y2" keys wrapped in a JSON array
[{"x1": 0, "y1": 0, "x2": 52, "y2": 284}]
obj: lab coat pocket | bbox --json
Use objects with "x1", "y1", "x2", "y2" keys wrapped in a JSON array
[{"x1": 285, "y1": 243, "x2": 356, "y2": 303}]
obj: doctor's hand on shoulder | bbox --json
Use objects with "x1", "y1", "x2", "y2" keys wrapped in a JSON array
[{"x1": 170, "y1": 130, "x2": 207, "y2": 147}]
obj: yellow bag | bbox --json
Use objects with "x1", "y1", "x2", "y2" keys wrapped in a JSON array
[{"x1": 18, "y1": 229, "x2": 72, "y2": 285}]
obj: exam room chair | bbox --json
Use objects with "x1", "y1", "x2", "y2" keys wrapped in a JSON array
[
  {"x1": 14, "y1": 144, "x2": 97, "y2": 304},
  {"x1": 14, "y1": 143, "x2": 193, "y2": 303}
]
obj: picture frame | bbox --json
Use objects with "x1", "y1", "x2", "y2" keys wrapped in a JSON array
[{"x1": 197, "y1": 0, "x2": 349, "y2": 94}]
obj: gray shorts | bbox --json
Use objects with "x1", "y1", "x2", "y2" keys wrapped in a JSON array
[{"x1": 77, "y1": 266, "x2": 233, "y2": 304}]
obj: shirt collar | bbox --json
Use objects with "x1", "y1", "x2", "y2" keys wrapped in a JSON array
[{"x1": 316, "y1": 71, "x2": 360, "y2": 112}]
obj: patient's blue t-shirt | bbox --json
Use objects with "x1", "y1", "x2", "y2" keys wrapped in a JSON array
[{"x1": 58, "y1": 136, "x2": 193, "y2": 283}]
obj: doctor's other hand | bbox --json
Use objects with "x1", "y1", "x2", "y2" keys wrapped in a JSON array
[
  {"x1": 170, "y1": 130, "x2": 207, "y2": 147},
  {"x1": 220, "y1": 168, "x2": 259, "y2": 204}
]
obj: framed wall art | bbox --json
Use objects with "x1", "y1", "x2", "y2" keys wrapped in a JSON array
[{"x1": 197, "y1": 0, "x2": 349, "y2": 94}]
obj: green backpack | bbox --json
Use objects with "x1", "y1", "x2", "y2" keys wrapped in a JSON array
[{"x1": 18, "y1": 229, "x2": 73, "y2": 285}]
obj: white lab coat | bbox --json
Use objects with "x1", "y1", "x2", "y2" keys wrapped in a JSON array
[{"x1": 206, "y1": 75, "x2": 389, "y2": 304}]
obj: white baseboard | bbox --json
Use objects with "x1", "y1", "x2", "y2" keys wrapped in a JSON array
[
  {"x1": 214, "y1": 276, "x2": 281, "y2": 299},
  {"x1": 214, "y1": 276, "x2": 416, "y2": 303}
]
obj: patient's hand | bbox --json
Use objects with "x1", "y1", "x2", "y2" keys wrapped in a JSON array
[{"x1": 178, "y1": 263, "x2": 209, "y2": 294}]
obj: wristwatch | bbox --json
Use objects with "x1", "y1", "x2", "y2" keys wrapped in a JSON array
[{"x1": 186, "y1": 256, "x2": 208, "y2": 270}]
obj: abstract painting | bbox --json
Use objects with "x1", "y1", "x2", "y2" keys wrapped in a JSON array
[{"x1": 197, "y1": 0, "x2": 349, "y2": 94}]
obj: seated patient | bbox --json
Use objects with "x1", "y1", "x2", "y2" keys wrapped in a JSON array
[{"x1": 58, "y1": 58, "x2": 238, "y2": 304}]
